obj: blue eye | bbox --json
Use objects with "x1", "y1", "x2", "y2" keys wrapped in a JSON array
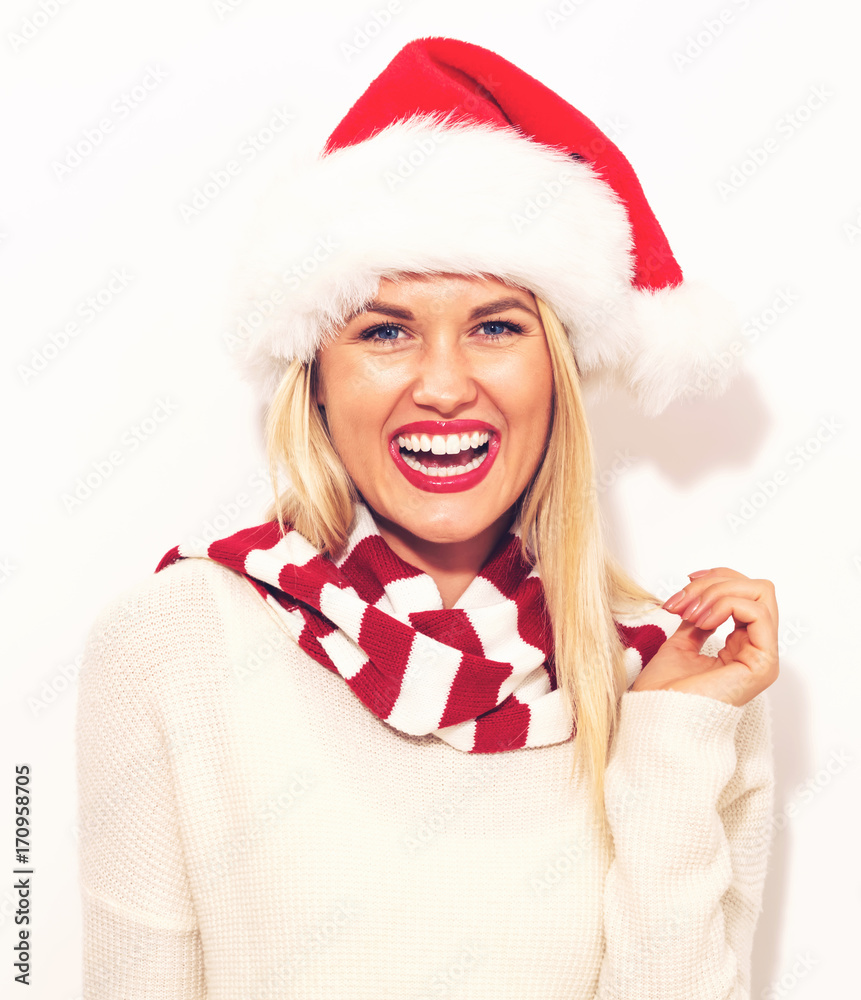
[
  {"x1": 359, "y1": 323, "x2": 403, "y2": 343},
  {"x1": 481, "y1": 321, "x2": 512, "y2": 337},
  {"x1": 358, "y1": 319, "x2": 524, "y2": 345},
  {"x1": 478, "y1": 320, "x2": 525, "y2": 339}
]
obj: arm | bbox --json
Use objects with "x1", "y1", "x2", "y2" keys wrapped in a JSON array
[
  {"x1": 596, "y1": 680, "x2": 774, "y2": 1000},
  {"x1": 75, "y1": 590, "x2": 206, "y2": 999}
]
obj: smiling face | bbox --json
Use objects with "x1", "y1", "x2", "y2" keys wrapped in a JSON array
[{"x1": 313, "y1": 273, "x2": 554, "y2": 566}]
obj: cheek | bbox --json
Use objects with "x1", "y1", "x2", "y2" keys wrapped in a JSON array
[
  {"x1": 520, "y1": 393, "x2": 554, "y2": 450},
  {"x1": 321, "y1": 354, "x2": 410, "y2": 397},
  {"x1": 318, "y1": 361, "x2": 405, "y2": 444},
  {"x1": 528, "y1": 352, "x2": 555, "y2": 416},
  {"x1": 491, "y1": 357, "x2": 554, "y2": 432},
  {"x1": 515, "y1": 386, "x2": 553, "y2": 463}
]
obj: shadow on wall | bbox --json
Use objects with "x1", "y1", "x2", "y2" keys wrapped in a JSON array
[
  {"x1": 586, "y1": 371, "x2": 770, "y2": 488},
  {"x1": 585, "y1": 372, "x2": 771, "y2": 558}
]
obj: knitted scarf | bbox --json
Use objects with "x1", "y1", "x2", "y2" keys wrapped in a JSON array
[{"x1": 156, "y1": 502, "x2": 675, "y2": 753}]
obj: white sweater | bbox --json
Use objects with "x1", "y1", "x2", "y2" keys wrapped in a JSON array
[{"x1": 75, "y1": 556, "x2": 774, "y2": 999}]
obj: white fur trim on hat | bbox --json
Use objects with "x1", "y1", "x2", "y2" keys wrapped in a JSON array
[{"x1": 227, "y1": 114, "x2": 740, "y2": 415}]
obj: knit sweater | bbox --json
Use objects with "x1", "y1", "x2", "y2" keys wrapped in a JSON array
[{"x1": 75, "y1": 555, "x2": 774, "y2": 999}]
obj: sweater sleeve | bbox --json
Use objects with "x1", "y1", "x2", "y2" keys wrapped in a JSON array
[
  {"x1": 75, "y1": 586, "x2": 207, "y2": 999},
  {"x1": 596, "y1": 679, "x2": 775, "y2": 999}
]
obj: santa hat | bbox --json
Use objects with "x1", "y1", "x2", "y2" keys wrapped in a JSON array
[{"x1": 231, "y1": 36, "x2": 740, "y2": 416}]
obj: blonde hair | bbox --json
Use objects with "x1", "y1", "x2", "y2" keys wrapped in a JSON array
[{"x1": 263, "y1": 295, "x2": 659, "y2": 832}]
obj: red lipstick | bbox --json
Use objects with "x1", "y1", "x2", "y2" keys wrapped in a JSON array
[{"x1": 388, "y1": 420, "x2": 500, "y2": 494}]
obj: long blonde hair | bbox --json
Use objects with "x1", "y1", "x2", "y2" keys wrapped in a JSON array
[{"x1": 262, "y1": 295, "x2": 659, "y2": 832}]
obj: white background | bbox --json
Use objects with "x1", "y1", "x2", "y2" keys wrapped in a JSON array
[{"x1": 2, "y1": 0, "x2": 859, "y2": 996}]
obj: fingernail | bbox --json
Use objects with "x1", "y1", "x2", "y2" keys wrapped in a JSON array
[
  {"x1": 687, "y1": 569, "x2": 712, "y2": 579},
  {"x1": 681, "y1": 599, "x2": 702, "y2": 620},
  {"x1": 692, "y1": 605, "x2": 712, "y2": 627},
  {"x1": 663, "y1": 589, "x2": 686, "y2": 611}
]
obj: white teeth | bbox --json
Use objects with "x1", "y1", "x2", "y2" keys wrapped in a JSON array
[
  {"x1": 400, "y1": 450, "x2": 490, "y2": 477},
  {"x1": 397, "y1": 430, "x2": 490, "y2": 454}
]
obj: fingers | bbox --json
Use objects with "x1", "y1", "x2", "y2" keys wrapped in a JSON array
[
  {"x1": 652, "y1": 567, "x2": 780, "y2": 706},
  {"x1": 663, "y1": 568, "x2": 737, "y2": 615},
  {"x1": 691, "y1": 594, "x2": 776, "y2": 660},
  {"x1": 663, "y1": 569, "x2": 778, "y2": 629},
  {"x1": 664, "y1": 619, "x2": 726, "y2": 661},
  {"x1": 687, "y1": 566, "x2": 746, "y2": 580}
]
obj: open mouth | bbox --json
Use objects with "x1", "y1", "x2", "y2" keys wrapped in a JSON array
[{"x1": 395, "y1": 430, "x2": 492, "y2": 478}]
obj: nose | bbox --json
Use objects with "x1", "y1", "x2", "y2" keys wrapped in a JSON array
[{"x1": 409, "y1": 338, "x2": 478, "y2": 414}]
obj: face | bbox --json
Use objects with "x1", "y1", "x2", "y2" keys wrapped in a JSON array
[{"x1": 314, "y1": 273, "x2": 554, "y2": 555}]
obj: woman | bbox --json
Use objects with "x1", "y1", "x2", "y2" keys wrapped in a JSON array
[{"x1": 76, "y1": 37, "x2": 777, "y2": 999}]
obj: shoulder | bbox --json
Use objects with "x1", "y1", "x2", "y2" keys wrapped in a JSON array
[
  {"x1": 85, "y1": 556, "x2": 254, "y2": 643},
  {"x1": 80, "y1": 557, "x2": 273, "y2": 692}
]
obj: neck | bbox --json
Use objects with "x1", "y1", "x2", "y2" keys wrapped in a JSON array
[{"x1": 371, "y1": 506, "x2": 517, "y2": 609}]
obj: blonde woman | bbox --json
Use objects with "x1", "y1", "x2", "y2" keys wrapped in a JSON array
[{"x1": 76, "y1": 37, "x2": 777, "y2": 999}]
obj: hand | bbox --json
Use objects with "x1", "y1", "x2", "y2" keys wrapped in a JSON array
[{"x1": 630, "y1": 567, "x2": 779, "y2": 708}]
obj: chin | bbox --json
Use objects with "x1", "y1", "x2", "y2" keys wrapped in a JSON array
[{"x1": 378, "y1": 494, "x2": 502, "y2": 544}]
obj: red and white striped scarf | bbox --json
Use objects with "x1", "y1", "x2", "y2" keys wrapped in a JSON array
[{"x1": 156, "y1": 502, "x2": 676, "y2": 753}]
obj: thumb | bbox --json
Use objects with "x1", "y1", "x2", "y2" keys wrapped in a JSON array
[{"x1": 665, "y1": 620, "x2": 717, "y2": 652}]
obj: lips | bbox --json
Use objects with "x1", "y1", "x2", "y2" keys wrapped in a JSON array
[
  {"x1": 390, "y1": 419, "x2": 498, "y2": 440},
  {"x1": 388, "y1": 419, "x2": 500, "y2": 494}
]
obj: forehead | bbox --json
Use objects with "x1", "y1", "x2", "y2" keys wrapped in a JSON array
[{"x1": 372, "y1": 272, "x2": 536, "y2": 309}]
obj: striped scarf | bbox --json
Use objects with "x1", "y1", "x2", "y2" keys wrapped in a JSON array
[{"x1": 156, "y1": 502, "x2": 674, "y2": 753}]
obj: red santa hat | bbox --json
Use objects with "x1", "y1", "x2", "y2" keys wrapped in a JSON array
[{"x1": 232, "y1": 36, "x2": 740, "y2": 416}]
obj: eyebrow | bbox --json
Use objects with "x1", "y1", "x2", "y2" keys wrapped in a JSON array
[{"x1": 349, "y1": 296, "x2": 540, "y2": 323}]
